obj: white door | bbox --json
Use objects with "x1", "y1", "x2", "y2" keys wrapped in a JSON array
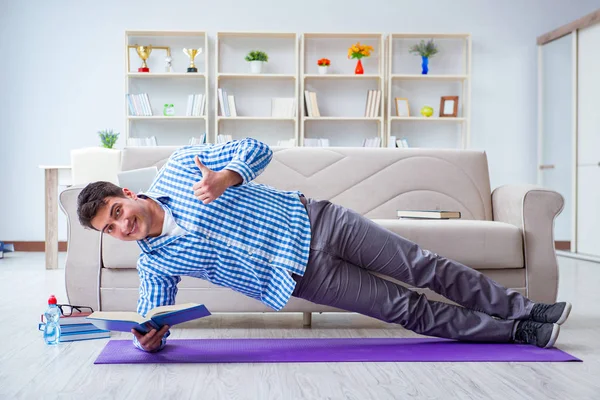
[
  {"x1": 539, "y1": 33, "x2": 573, "y2": 244},
  {"x1": 577, "y1": 22, "x2": 600, "y2": 257}
]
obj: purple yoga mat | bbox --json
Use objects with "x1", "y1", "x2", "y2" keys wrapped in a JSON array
[{"x1": 94, "y1": 338, "x2": 581, "y2": 364}]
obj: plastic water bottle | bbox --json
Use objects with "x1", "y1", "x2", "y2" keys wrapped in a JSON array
[{"x1": 43, "y1": 295, "x2": 61, "y2": 345}]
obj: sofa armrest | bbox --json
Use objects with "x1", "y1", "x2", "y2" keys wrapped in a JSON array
[
  {"x1": 59, "y1": 185, "x2": 102, "y2": 310},
  {"x1": 491, "y1": 184, "x2": 564, "y2": 303}
]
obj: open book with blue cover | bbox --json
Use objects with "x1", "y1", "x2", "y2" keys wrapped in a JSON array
[{"x1": 86, "y1": 303, "x2": 211, "y2": 334}]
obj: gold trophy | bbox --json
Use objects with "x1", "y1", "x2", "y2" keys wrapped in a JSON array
[
  {"x1": 136, "y1": 45, "x2": 152, "y2": 72},
  {"x1": 183, "y1": 48, "x2": 203, "y2": 73}
]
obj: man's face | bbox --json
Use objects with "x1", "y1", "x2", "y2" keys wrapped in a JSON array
[{"x1": 90, "y1": 189, "x2": 153, "y2": 241}]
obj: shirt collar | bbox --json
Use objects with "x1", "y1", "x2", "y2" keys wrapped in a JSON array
[{"x1": 135, "y1": 191, "x2": 184, "y2": 252}]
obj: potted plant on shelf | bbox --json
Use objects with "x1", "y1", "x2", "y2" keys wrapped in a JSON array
[
  {"x1": 409, "y1": 39, "x2": 439, "y2": 75},
  {"x1": 245, "y1": 50, "x2": 269, "y2": 74},
  {"x1": 347, "y1": 42, "x2": 374, "y2": 74},
  {"x1": 98, "y1": 129, "x2": 119, "y2": 149},
  {"x1": 317, "y1": 58, "x2": 331, "y2": 74}
]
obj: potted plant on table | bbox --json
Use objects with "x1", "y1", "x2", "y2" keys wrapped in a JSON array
[
  {"x1": 317, "y1": 58, "x2": 331, "y2": 75},
  {"x1": 348, "y1": 42, "x2": 374, "y2": 74},
  {"x1": 245, "y1": 50, "x2": 269, "y2": 74},
  {"x1": 98, "y1": 129, "x2": 119, "y2": 149},
  {"x1": 409, "y1": 39, "x2": 439, "y2": 75}
]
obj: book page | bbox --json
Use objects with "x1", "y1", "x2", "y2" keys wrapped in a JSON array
[
  {"x1": 147, "y1": 303, "x2": 200, "y2": 318},
  {"x1": 87, "y1": 311, "x2": 145, "y2": 324}
]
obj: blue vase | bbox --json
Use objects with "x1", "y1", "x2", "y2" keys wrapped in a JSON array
[{"x1": 421, "y1": 56, "x2": 429, "y2": 75}]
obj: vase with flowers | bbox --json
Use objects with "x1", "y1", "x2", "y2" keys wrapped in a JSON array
[
  {"x1": 409, "y1": 39, "x2": 439, "y2": 75},
  {"x1": 348, "y1": 42, "x2": 374, "y2": 74},
  {"x1": 317, "y1": 58, "x2": 330, "y2": 75}
]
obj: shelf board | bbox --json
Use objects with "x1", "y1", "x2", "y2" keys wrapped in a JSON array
[
  {"x1": 391, "y1": 74, "x2": 468, "y2": 81},
  {"x1": 217, "y1": 31, "x2": 296, "y2": 39},
  {"x1": 126, "y1": 30, "x2": 206, "y2": 37},
  {"x1": 390, "y1": 33, "x2": 470, "y2": 39},
  {"x1": 217, "y1": 73, "x2": 296, "y2": 79},
  {"x1": 304, "y1": 74, "x2": 381, "y2": 79},
  {"x1": 303, "y1": 32, "x2": 383, "y2": 39},
  {"x1": 218, "y1": 117, "x2": 296, "y2": 121},
  {"x1": 390, "y1": 117, "x2": 466, "y2": 122},
  {"x1": 127, "y1": 72, "x2": 206, "y2": 78},
  {"x1": 304, "y1": 117, "x2": 382, "y2": 121},
  {"x1": 128, "y1": 116, "x2": 206, "y2": 120}
]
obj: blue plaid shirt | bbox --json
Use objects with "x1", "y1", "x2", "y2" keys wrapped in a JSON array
[{"x1": 132, "y1": 137, "x2": 311, "y2": 351}]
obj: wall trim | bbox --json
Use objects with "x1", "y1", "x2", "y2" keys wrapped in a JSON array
[{"x1": 537, "y1": 8, "x2": 600, "y2": 45}]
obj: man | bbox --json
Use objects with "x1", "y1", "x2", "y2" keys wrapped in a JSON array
[{"x1": 77, "y1": 137, "x2": 572, "y2": 352}]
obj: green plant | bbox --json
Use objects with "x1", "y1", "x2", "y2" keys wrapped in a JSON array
[
  {"x1": 245, "y1": 50, "x2": 268, "y2": 62},
  {"x1": 98, "y1": 129, "x2": 119, "y2": 149},
  {"x1": 409, "y1": 39, "x2": 439, "y2": 58}
]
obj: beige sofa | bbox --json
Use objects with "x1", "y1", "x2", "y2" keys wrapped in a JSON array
[{"x1": 59, "y1": 146, "x2": 564, "y2": 325}]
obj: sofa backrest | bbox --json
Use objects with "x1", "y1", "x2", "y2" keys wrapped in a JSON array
[{"x1": 120, "y1": 145, "x2": 493, "y2": 221}]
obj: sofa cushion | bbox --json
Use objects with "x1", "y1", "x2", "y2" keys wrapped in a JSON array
[
  {"x1": 371, "y1": 219, "x2": 524, "y2": 270},
  {"x1": 101, "y1": 219, "x2": 523, "y2": 271}
]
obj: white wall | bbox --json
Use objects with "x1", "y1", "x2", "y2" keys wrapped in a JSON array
[{"x1": 1, "y1": 0, "x2": 598, "y2": 242}]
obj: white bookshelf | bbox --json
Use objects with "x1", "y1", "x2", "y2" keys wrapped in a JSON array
[
  {"x1": 125, "y1": 30, "x2": 209, "y2": 146},
  {"x1": 300, "y1": 33, "x2": 385, "y2": 147},
  {"x1": 215, "y1": 31, "x2": 299, "y2": 147},
  {"x1": 386, "y1": 33, "x2": 471, "y2": 149}
]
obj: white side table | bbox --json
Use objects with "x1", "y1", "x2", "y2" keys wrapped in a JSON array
[{"x1": 39, "y1": 165, "x2": 72, "y2": 270}]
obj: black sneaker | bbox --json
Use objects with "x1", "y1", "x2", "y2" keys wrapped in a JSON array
[
  {"x1": 513, "y1": 320, "x2": 560, "y2": 349},
  {"x1": 529, "y1": 302, "x2": 572, "y2": 325}
]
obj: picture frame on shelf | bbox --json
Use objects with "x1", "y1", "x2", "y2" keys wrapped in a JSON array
[
  {"x1": 440, "y1": 96, "x2": 459, "y2": 117},
  {"x1": 395, "y1": 97, "x2": 410, "y2": 117}
]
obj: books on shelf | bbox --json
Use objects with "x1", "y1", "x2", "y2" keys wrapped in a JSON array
[
  {"x1": 218, "y1": 88, "x2": 237, "y2": 117},
  {"x1": 189, "y1": 133, "x2": 207, "y2": 145},
  {"x1": 86, "y1": 303, "x2": 211, "y2": 334},
  {"x1": 304, "y1": 138, "x2": 330, "y2": 147},
  {"x1": 304, "y1": 91, "x2": 321, "y2": 117},
  {"x1": 271, "y1": 98, "x2": 296, "y2": 118},
  {"x1": 362, "y1": 137, "x2": 381, "y2": 147},
  {"x1": 217, "y1": 134, "x2": 233, "y2": 143},
  {"x1": 127, "y1": 93, "x2": 153, "y2": 116},
  {"x1": 397, "y1": 210, "x2": 461, "y2": 219},
  {"x1": 389, "y1": 136, "x2": 409, "y2": 148},
  {"x1": 186, "y1": 94, "x2": 206, "y2": 116},
  {"x1": 127, "y1": 136, "x2": 157, "y2": 146},
  {"x1": 364, "y1": 90, "x2": 381, "y2": 117},
  {"x1": 276, "y1": 138, "x2": 296, "y2": 147}
]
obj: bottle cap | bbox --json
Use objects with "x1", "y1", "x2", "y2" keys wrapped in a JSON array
[{"x1": 48, "y1": 295, "x2": 57, "y2": 305}]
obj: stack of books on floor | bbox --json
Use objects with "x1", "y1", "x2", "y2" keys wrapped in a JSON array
[{"x1": 39, "y1": 311, "x2": 110, "y2": 342}]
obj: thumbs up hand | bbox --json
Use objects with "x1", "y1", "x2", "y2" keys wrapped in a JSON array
[{"x1": 192, "y1": 155, "x2": 229, "y2": 204}]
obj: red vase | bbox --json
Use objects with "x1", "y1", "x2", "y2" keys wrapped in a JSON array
[{"x1": 355, "y1": 59, "x2": 364, "y2": 74}]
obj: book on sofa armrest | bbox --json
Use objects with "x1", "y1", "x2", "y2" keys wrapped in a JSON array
[
  {"x1": 86, "y1": 303, "x2": 211, "y2": 334},
  {"x1": 397, "y1": 210, "x2": 461, "y2": 219}
]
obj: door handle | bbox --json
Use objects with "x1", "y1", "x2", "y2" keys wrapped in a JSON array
[{"x1": 539, "y1": 164, "x2": 555, "y2": 170}]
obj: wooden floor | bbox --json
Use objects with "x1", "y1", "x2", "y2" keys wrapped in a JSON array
[{"x1": 1, "y1": 253, "x2": 599, "y2": 400}]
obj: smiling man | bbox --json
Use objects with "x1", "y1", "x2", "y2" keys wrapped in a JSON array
[{"x1": 77, "y1": 137, "x2": 572, "y2": 353}]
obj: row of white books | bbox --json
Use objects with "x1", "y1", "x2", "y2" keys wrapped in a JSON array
[
  {"x1": 389, "y1": 135, "x2": 410, "y2": 148},
  {"x1": 304, "y1": 91, "x2": 321, "y2": 117},
  {"x1": 186, "y1": 94, "x2": 206, "y2": 116},
  {"x1": 304, "y1": 138, "x2": 330, "y2": 147},
  {"x1": 127, "y1": 93, "x2": 153, "y2": 116},
  {"x1": 364, "y1": 90, "x2": 382, "y2": 117},
  {"x1": 271, "y1": 98, "x2": 297, "y2": 118},
  {"x1": 218, "y1": 89, "x2": 238, "y2": 117},
  {"x1": 189, "y1": 133, "x2": 207, "y2": 145},
  {"x1": 362, "y1": 137, "x2": 382, "y2": 147},
  {"x1": 217, "y1": 134, "x2": 233, "y2": 143},
  {"x1": 127, "y1": 136, "x2": 158, "y2": 146}
]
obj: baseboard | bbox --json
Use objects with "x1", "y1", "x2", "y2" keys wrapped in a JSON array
[
  {"x1": 554, "y1": 241, "x2": 571, "y2": 251},
  {"x1": 5, "y1": 241, "x2": 68, "y2": 252}
]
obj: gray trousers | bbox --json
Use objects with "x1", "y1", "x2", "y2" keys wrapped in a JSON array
[{"x1": 291, "y1": 198, "x2": 535, "y2": 342}]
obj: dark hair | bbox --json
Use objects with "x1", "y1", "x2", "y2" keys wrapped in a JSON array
[{"x1": 77, "y1": 181, "x2": 125, "y2": 230}]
